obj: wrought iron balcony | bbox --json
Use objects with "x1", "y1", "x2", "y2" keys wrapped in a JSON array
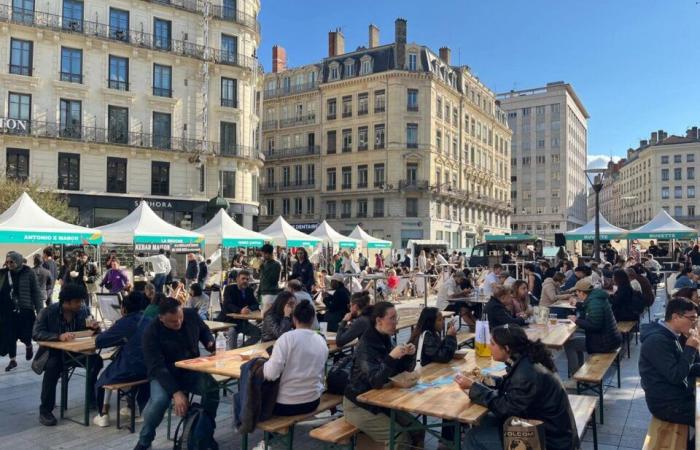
[
  {"x1": 264, "y1": 82, "x2": 318, "y2": 99},
  {"x1": 262, "y1": 120, "x2": 278, "y2": 131},
  {"x1": 0, "y1": 6, "x2": 258, "y2": 70},
  {"x1": 399, "y1": 179, "x2": 429, "y2": 191},
  {"x1": 279, "y1": 114, "x2": 316, "y2": 129},
  {"x1": 140, "y1": 0, "x2": 260, "y2": 33},
  {"x1": 261, "y1": 181, "x2": 316, "y2": 193},
  {"x1": 264, "y1": 145, "x2": 320, "y2": 160}
]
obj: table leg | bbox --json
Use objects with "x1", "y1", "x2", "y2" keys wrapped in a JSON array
[
  {"x1": 60, "y1": 351, "x2": 68, "y2": 419},
  {"x1": 83, "y1": 355, "x2": 91, "y2": 426},
  {"x1": 388, "y1": 409, "x2": 396, "y2": 450}
]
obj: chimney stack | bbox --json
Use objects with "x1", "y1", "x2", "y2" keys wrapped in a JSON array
[
  {"x1": 439, "y1": 47, "x2": 451, "y2": 65},
  {"x1": 395, "y1": 18, "x2": 407, "y2": 68},
  {"x1": 369, "y1": 24, "x2": 380, "y2": 48},
  {"x1": 271, "y1": 45, "x2": 287, "y2": 73},
  {"x1": 650, "y1": 131, "x2": 658, "y2": 144},
  {"x1": 328, "y1": 28, "x2": 345, "y2": 57},
  {"x1": 659, "y1": 130, "x2": 667, "y2": 141},
  {"x1": 640, "y1": 139, "x2": 648, "y2": 147}
]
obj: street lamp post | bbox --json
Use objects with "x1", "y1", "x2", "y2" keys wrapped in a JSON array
[{"x1": 585, "y1": 169, "x2": 605, "y2": 262}]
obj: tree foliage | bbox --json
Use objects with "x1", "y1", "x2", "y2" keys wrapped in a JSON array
[{"x1": 0, "y1": 178, "x2": 77, "y2": 224}]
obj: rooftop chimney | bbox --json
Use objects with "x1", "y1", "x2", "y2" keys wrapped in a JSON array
[
  {"x1": 328, "y1": 28, "x2": 345, "y2": 57},
  {"x1": 369, "y1": 24, "x2": 380, "y2": 48},
  {"x1": 395, "y1": 18, "x2": 407, "y2": 68},
  {"x1": 271, "y1": 45, "x2": 287, "y2": 73},
  {"x1": 650, "y1": 131, "x2": 658, "y2": 144},
  {"x1": 439, "y1": 47, "x2": 451, "y2": 65},
  {"x1": 640, "y1": 139, "x2": 648, "y2": 147},
  {"x1": 659, "y1": 130, "x2": 667, "y2": 141}
]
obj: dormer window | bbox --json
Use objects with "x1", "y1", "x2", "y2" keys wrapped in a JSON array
[
  {"x1": 329, "y1": 62, "x2": 340, "y2": 81},
  {"x1": 344, "y1": 59, "x2": 355, "y2": 77},
  {"x1": 360, "y1": 56, "x2": 373, "y2": 75}
]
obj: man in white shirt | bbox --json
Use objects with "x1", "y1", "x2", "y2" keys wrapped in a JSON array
[
  {"x1": 136, "y1": 248, "x2": 171, "y2": 293},
  {"x1": 263, "y1": 300, "x2": 328, "y2": 416},
  {"x1": 437, "y1": 271, "x2": 467, "y2": 310},
  {"x1": 480, "y1": 263, "x2": 503, "y2": 298}
]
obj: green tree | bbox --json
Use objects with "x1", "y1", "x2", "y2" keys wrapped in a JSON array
[{"x1": 0, "y1": 178, "x2": 77, "y2": 224}]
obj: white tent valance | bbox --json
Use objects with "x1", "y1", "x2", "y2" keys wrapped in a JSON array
[
  {"x1": 625, "y1": 209, "x2": 698, "y2": 240},
  {"x1": 310, "y1": 221, "x2": 360, "y2": 248},
  {"x1": 96, "y1": 201, "x2": 203, "y2": 244},
  {"x1": 260, "y1": 216, "x2": 321, "y2": 247},
  {"x1": 564, "y1": 213, "x2": 628, "y2": 241},
  {"x1": 194, "y1": 209, "x2": 271, "y2": 248},
  {"x1": 349, "y1": 225, "x2": 392, "y2": 249}
]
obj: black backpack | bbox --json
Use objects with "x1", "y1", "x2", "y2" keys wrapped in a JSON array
[
  {"x1": 173, "y1": 403, "x2": 218, "y2": 450},
  {"x1": 326, "y1": 355, "x2": 353, "y2": 395}
]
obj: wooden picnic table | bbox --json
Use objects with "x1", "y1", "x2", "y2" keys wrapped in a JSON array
[
  {"x1": 357, "y1": 349, "x2": 506, "y2": 449},
  {"x1": 227, "y1": 310, "x2": 263, "y2": 321},
  {"x1": 524, "y1": 320, "x2": 578, "y2": 349},
  {"x1": 548, "y1": 300, "x2": 577, "y2": 310},
  {"x1": 203, "y1": 320, "x2": 235, "y2": 334}
]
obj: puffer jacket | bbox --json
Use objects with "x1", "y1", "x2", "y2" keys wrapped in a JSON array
[
  {"x1": 10, "y1": 265, "x2": 43, "y2": 314},
  {"x1": 344, "y1": 326, "x2": 414, "y2": 413},
  {"x1": 469, "y1": 355, "x2": 578, "y2": 450},
  {"x1": 412, "y1": 329, "x2": 457, "y2": 367},
  {"x1": 575, "y1": 289, "x2": 622, "y2": 354},
  {"x1": 335, "y1": 313, "x2": 371, "y2": 348}
]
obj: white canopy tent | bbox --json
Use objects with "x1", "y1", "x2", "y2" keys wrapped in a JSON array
[
  {"x1": 194, "y1": 209, "x2": 271, "y2": 248},
  {"x1": 625, "y1": 209, "x2": 698, "y2": 240},
  {"x1": 260, "y1": 216, "x2": 321, "y2": 248},
  {"x1": 349, "y1": 225, "x2": 392, "y2": 249},
  {"x1": 564, "y1": 213, "x2": 628, "y2": 241},
  {"x1": 96, "y1": 201, "x2": 204, "y2": 244},
  {"x1": 310, "y1": 220, "x2": 360, "y2": 249}
]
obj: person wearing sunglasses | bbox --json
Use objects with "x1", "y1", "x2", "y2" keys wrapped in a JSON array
[{"x1": 639, "y1": 297, "x2": 700, "y2": 427}]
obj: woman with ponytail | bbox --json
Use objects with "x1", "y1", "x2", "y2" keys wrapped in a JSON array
[{"x1": 454, "y1": 324, "x2": 578, "y2": 450}]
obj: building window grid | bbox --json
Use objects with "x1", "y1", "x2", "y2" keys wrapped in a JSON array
[
  {"x1": 6, "y1": 148, "x2": 29, "y2": 181},
  {"x1": 58, "y1": 152, "x2": 80, "y2": 190},
  {"x1": 60, "y1": 47, "x2": 82, "y2": 83},
  {"x1": 153, "y1": 64, "x2": 172, "y2": 97},
  {"x1": 10, "y1": 38, "x2": 33, "y2": 76}
]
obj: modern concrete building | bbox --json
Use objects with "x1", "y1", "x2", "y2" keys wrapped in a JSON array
[
  {"x1": 0, "y1": 0, "x2": 263, "y2": 229},
  {"x1": 261, "y1": 19, "x2": 512, "y2": 248},
  {"x1": 497, "y1": 82, "x2": 589, "y2": 241}
]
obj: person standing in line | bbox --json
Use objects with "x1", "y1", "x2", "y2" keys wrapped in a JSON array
[
  {"x1": 197, "y1": 255, "x2": 208, "y2": 287},
  {"x1": 258, "y1": 244, "x2": 282, "y2": 314},
  {"x1": 5, "y1": 251, "x2": 43, "y2": 372},
  {"x1": 135, "y1": 249, "x2": 171, "y2": 294},
  {"x1": 41, "y1": 247, "x2": 58, "y2": 305},
  {"x1": 184, "y1": 253, "x2": 199, "y2": 288},
  {"x1": 32, "y1": 255, "x2": 52, "y2": 310},
  {"x1": 291, "y1": 247, "x2": 315, "y2": 292},
  {"x1": 100, "y1": 259, "x2": 130, "y2": 295}
]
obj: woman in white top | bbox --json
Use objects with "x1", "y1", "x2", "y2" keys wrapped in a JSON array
[
  {"x1": 263, "y1": 300, "x2": 329, "y2": 416},
  {"x1": 417, "y1": 250, "x2": 427, "y2": 273}
]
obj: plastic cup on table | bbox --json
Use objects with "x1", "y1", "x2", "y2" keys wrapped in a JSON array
[{"x1": 320, "y1": 322, "x2": 328, "y2": 335}]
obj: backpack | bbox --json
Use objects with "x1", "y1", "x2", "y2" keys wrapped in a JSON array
[
  {"x1": 173, "y1": 403, "x2": 218, "y2": 450},
  {"x1": 326, "y1": 354, "x2": 353, "y2": 395}
]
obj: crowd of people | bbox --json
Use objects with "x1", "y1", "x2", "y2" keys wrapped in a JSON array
[{"x1": 2, "y1": 237, "x2": 700, "y2": 449}]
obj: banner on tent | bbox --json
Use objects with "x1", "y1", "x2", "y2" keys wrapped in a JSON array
[
  {"x1": 367, "y1": 242, "x2": 392, "y2": 249},
  {"x1": 135, "y1": 242, "x2": 202, "y2": 253},
  {"x1": 0, "y1": 230, "x2": 103, "y2": 245},
  {"x1": 287, "y1": 239, "x2": 320, "y2": 247},
  {"x1": 133, "y1": 235, "x2": 203, "y2": 245},
  {"x1": 222, "y1": 238, "x2": 264, "y2": 248},
  {"x1": 339, "y1": 241, "x2": 357, "y2": 249}
]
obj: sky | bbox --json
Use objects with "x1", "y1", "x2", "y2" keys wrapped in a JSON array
[{"x1": 257, "y1": 0, "x2": 700, "y2": 167}]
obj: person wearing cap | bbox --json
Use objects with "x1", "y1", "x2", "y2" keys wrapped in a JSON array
[
  {"x1": 323, "y1": 274, "x2": 351, "y2": 332},
  {"x1": 32, "y1": 283, "x2": 102, "y2": 426},
  {"x1": 259, "y1": 244, "x2": 282, "y2": 314},
  {"x1": 564, "y1": 279, "x2": 622, "y2": 376}
]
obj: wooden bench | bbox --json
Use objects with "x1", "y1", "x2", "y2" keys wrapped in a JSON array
[
  {"x1": 569, "y1": 394, "x2": 598, "y2": 450},
  {"x1": 456, "y1": 331, "x2": 475, "y2": 348},
  {"x1": 642, "y1": 416, "x2": 689, "y2": 450},
  {"x1": 572, "y1": 348, "x2": 621, "y2": 424},
  {"x1": 242, "y1": 393, "x2": 343, "y2": 450},
  {"x1": 617, "y1": 320, "x2": 638, "y2": 358},
  {"x1": 103, "y1": 379, "x2": 149, "y2": 432},
  {"x1": 309, "y1": 417, "x2": 359, "y2": 450}
]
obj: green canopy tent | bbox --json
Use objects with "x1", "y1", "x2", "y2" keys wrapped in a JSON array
[
  {"x1": 564, "y1": 213, "x2": 628, "y2": 241},
  {"x1": 625, "y1": 209, "x2": 698, "y2": 240}
]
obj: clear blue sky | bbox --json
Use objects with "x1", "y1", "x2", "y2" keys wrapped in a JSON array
[{"x1": 258, "y1": 0, "x2": 700, "y2": 163}]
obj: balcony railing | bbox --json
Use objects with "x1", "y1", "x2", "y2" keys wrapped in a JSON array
[
  {"x1": 262, "y1": 120, "x2": 278, "y2": 131},
  {"x1": 0, "y1": 119, "x2": 261, "y2": 161},
  {"x1": 263, "y1": 181, "x2": 317, "y2": 192},
  {"x1": 108, "y1": 79, "x2": 129, "y2": 91},
  {"x1": 140, "y1": 1, "x2": 260, "y2": 32},
  {"x1": 264, "y1": 145, "x2": 320, "y2": 160},
  {"x1": 279, "y1": 114, "x2": 316, "y2": 129},
  {"x1": 264, "y1": 82, "x2": 318, "y2": 99},
  {"x1": 0, "y1": 6, "x2": 258, "y2": 70},
  {"x1": 152, "y1": 87, "x2": 173, "y2": 98},
  {"x1": 8, "y1": 63, "x2": 31, "y2": 76},
  {"x1": 59, "y1": 72, "x2": 82, "y2": 84},
  {"x1": 399, "y1": 179, "x2": 429, "y2": 191},
  {"x1": 220, "y1": 98, "x2": 237, "y2": 108}
]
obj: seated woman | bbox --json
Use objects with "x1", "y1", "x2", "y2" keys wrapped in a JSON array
[
  {"x1": 93, "y1": 293, "x2": 152, "y2": 426},
  {"x1": 484, "y1": 285, "x2": 527, "y2": 328},
  {"x1": 455, "y1": 324, "x2": 578, "y2": 450},
  {"x1": 344, "y1": 302, "x2": 419, "y2": 449},
  {"x1": 323, "y1": 274, "x2": 351, "y2": 332},
  {"x1": 408, "y1": 307, "x2": 457, "y2": 367},
  {"x1": 263, "y1": 300, "x2": 328, "y2": 416},
  {"x1": 185, "y1": 283, "x2": 210, "y2": 320},
  {"x1": 261, "y1": 291, "x2": 297, "y2": 342},
  {"x1": 610, "y1": 269, "x2": 644, "y2": 322},
  {"x1": 336, "y1": 291, "x2": 373, "y2": 347},
  {"x1": 511, "y1": 280, "x2": 534, "y2": 318}
]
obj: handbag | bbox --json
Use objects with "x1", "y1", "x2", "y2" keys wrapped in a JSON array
[
  {"x1": 502, "y1": 417, "x2": 546, "y2": 450},
  {"x1": 475, "y1": 318, "x2": 491, "y2": 357},
  {"x1": 415, "y1": 331, "x2": 428, "y2": 371},
  {"x1": 31, "y1": 347, "x2": 49, "y2": 375}
]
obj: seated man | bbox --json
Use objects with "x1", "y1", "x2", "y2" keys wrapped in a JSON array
[
  {"x1": 263, "y1": 300, "x2": 328, "y2": 416},
  {"x1": 639, "y1": 298, "x2": 700, "y2": 426},
  {"x1": 218, "y1": 269, "x2": 261, "y2": 348},
  {"x1": 135, "y1": 298, "x2": 219, "y2": 450},
  {"x1": 480, "y1": 263, "x2": 502, "y2": 298},
  {"x1": 32, "y1": 284, "x2": 103, "y2": 426},
  {"x1": 93, "y1": 292, "x2": 152, "y2": 426}
]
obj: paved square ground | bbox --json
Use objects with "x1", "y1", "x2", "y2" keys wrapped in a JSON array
[{"x1": 0, "y1": 293, "x2": 664, "y2": 450}]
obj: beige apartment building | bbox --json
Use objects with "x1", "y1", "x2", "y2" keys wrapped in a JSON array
[
  {"x1": 497, "y1": 83, "x2": 589, "y2": 241},
  {"x1": 586, "y1": 160, "x2": 622, "y2": 225},
  {"x1": 616, "y1": 128, "x2": 700, "y2": 230},
  {"x1": 261, "y1": 19, "x2": 512, "y2": 248},
  {"x1": 0, "y1": 0, "x2": 263, "y2": 229}
]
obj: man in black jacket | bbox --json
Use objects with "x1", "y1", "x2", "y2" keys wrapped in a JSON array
[
  {"x1": 484, "y1": 284, "x2": 527, "y2": 328},
  {"x1": 135, "y1": 298, "x2": 219, "y2": 450},
  {"x1": 32, "y1": 284, "x2": 102, "y2": 426},
  {"x1": 218, "y1": 269, "x2": 261, "y2": 348},
  {"x1": 639, "y1": 298, "x2": 700, "y2": 426}
]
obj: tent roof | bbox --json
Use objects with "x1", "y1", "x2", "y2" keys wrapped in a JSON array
[
  {"x1": 309, "y1": 221, "x2": 361, "y2": 248},
  {"x1": 626, "y1": 209, "x2": 698, "y2": 239},
  {"x1": 259, "y1": 216, "x2": 322, "y2": 247},
  {"x1": 96, "y1": 201, "x2": 203, "y2": 244},
  {"x1": 564, "y1": 213, "x2": 628, "y2": 240},
  {"x1": 349, "y1": 225, "x2": 392, "y2": 249},
  {"x1": 193, "y1": 209, "x2": 270, "y2": 247},
  {"x1": 0, "y1": 193, "x2": 102, "y2": 244}
]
